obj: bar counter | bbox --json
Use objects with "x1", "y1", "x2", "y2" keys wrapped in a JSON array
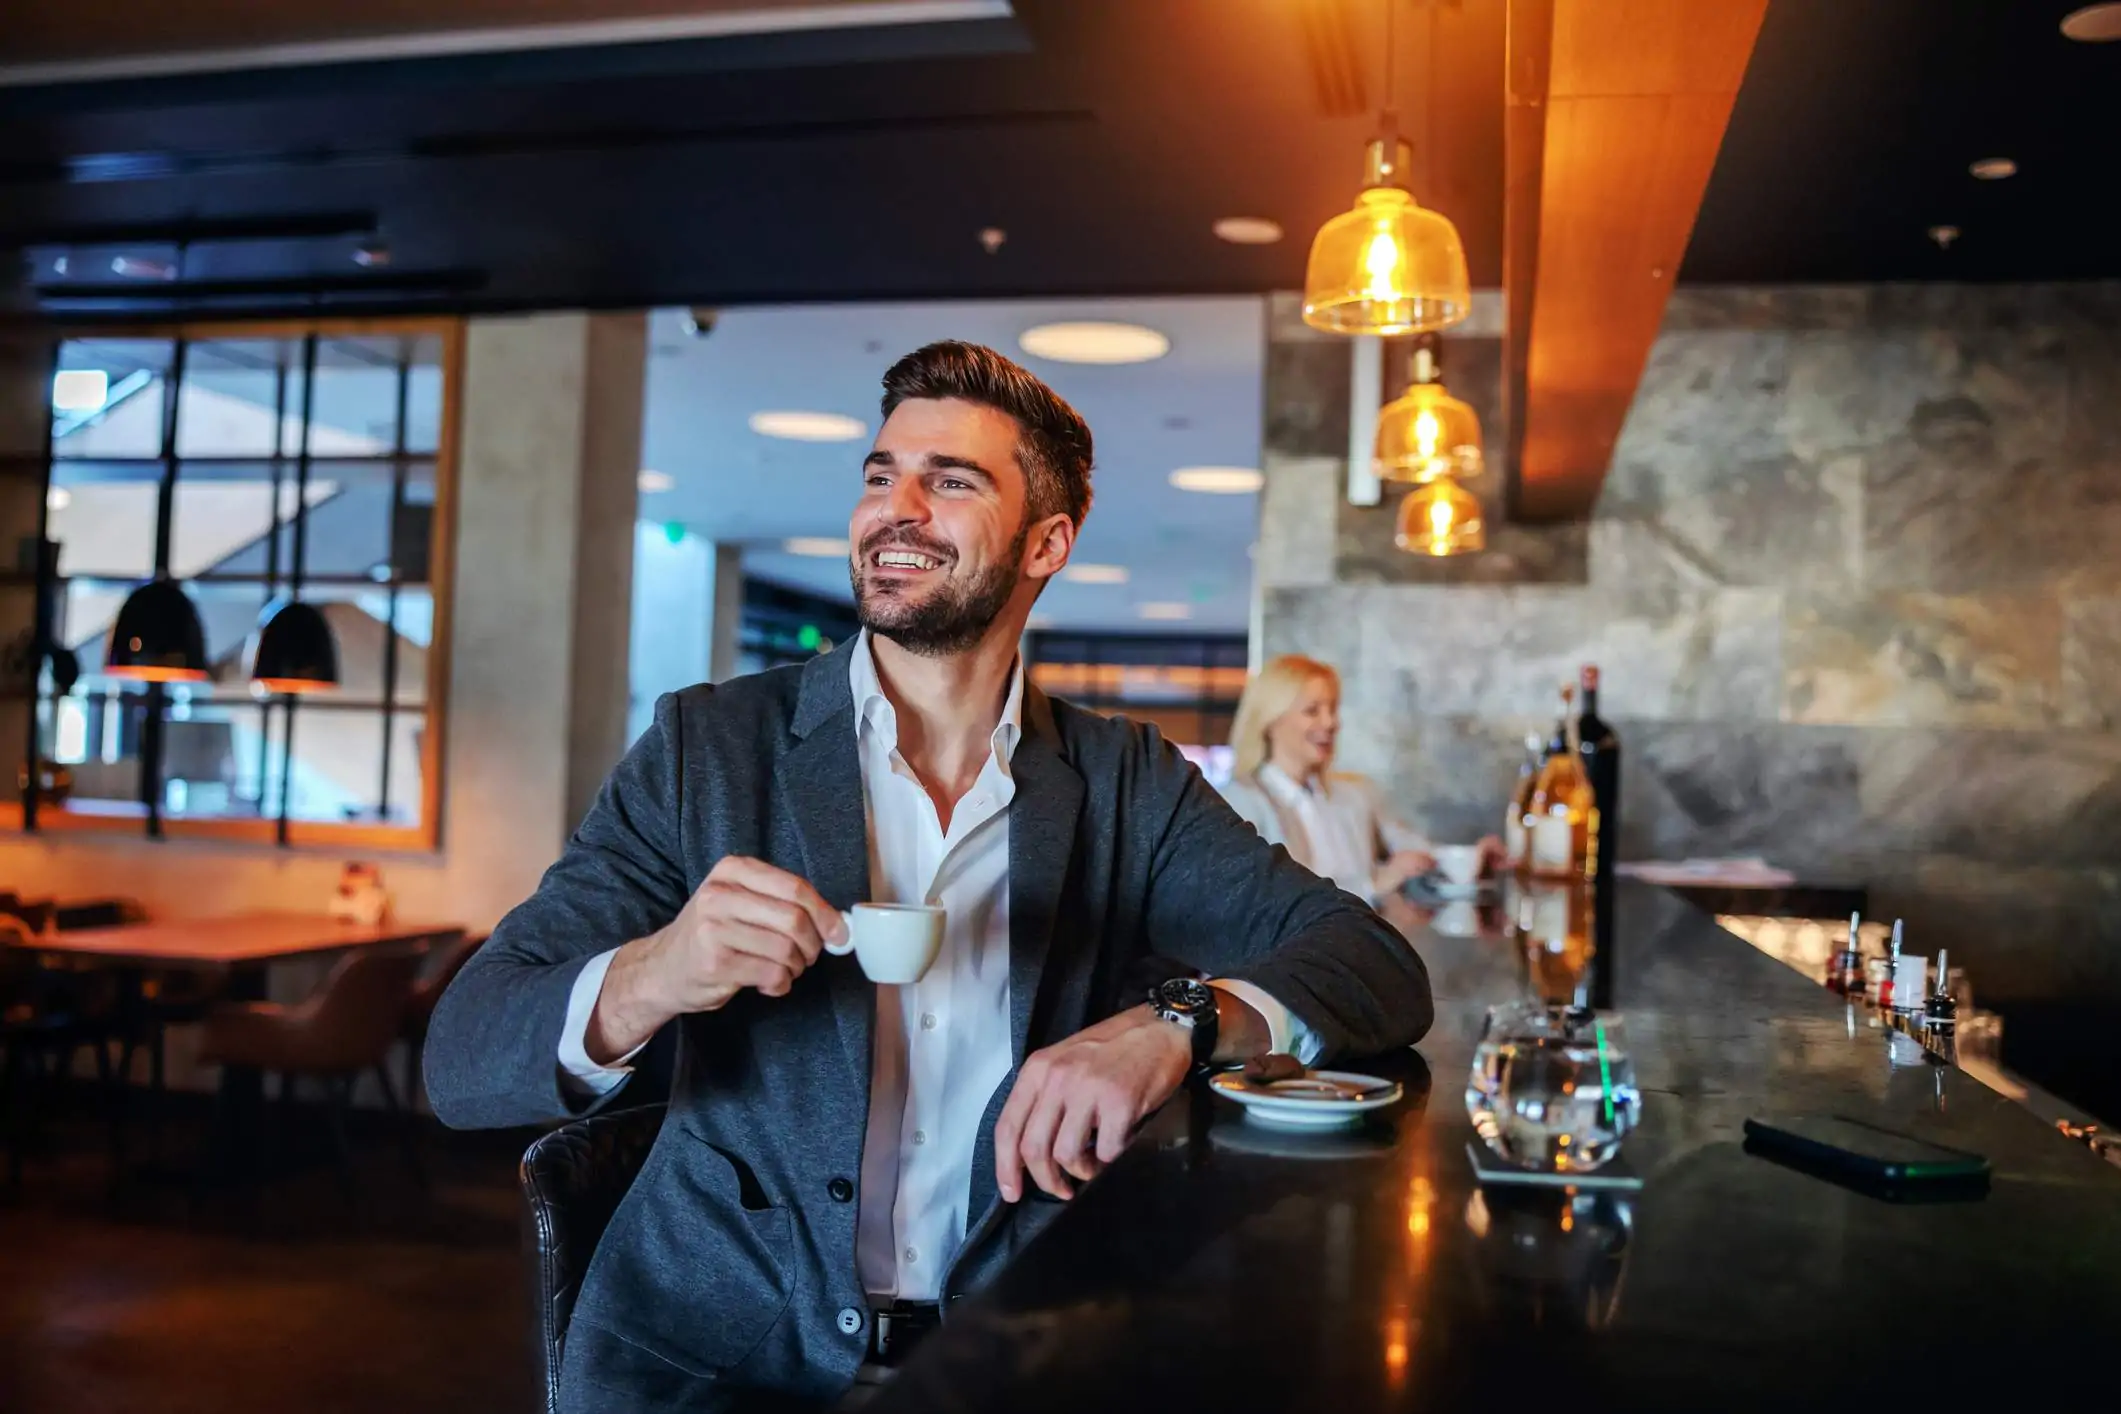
[{"x1": 870, "y1": 881, "x2": 2121, "y2": 1412}]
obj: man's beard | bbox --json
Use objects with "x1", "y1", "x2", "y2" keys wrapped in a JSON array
[{"x1": 851, "y1": 520, "x2": 1027, "y2": 657}]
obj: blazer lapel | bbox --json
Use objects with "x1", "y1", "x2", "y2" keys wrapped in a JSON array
[
  {"x1": 1004, "y1": 685, "x2": 1085, "y2": 1063},
  {"x1": 781, "y1": 648, "x2": 872, "y2": 1089}
]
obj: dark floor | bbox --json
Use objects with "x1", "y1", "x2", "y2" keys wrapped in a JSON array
[{"x1": 1, "y1": 1085, "x2": 537, "y2": 1414}]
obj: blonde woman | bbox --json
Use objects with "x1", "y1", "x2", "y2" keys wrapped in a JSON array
[{"x1": 1221, "y1": 655, "x2": 1496, "y2": 902}]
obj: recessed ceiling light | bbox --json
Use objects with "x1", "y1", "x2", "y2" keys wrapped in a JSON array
[
  {"x1": 1169, "y1": 466, "x2": 1265, "y2": 494},
  {"x1": 109, "y1": 254, "x2": 176, "y2": 280},
  {"x1": 1062, "y1": 563, "x2": 1130, "y2": 585},
  {"x1": 1929, "y1": 224, "x2": 1962, "y2": 249},
  {"x1": 51, "y1": 369, "x2": 108, "y2": 412},
  {"x1": 750, "y1": 410, "x2": 866, "y2": 442},
  {"x1": 2061, "y1": 4, "x2": 2121, "y2": 41},
  {"x1": 1018, "y1": 322, "x2": 1170, "y2": 365},
  {"x1": 783, "y1": 537, "x2": 851, "y2": 557},
  {"x1": 46, "y1": 486, "x2": 72, "y2": 512},
  {"x1": 1969, "y1": 157, "x2": 2017, "y2": 180},
  {"x1": 1136, "y1": 602, "x2": 1193, "y2": 622},
  {"x1": 1213, "y1": 216, "x2": 1284, "y2": 245},
  {"x1": 637, "y1": 469, "x2": 675, "y2": 494}
]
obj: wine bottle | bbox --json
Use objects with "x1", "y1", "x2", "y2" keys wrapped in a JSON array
[
  {"x1": 1576, "y1": 664, "x2": 1621, "y2": 894},
  {"x1": 1528, "y1": 685, "x2": 1598, "y2": 879},
  {"x1": 1503, "y1": 733, "x2": 1542, "y2": 870}
]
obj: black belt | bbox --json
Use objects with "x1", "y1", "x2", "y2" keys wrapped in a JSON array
[{"x1": 868, "y1": 1301, "x2": 942, "y2": 1367}]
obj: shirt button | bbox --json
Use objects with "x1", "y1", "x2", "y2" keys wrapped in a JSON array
[
  {"x1": 836, "y1": 1307, "x2": 864, "y2": 1336},
  {"x1": 827, "y1": 1177, "x2": 854, "y2": 1203},
  {"x1": 920, "y1": 1012, "x2": 938, "y2": 1031},
  {"x1": 904, "y1": 1246, "x2": 919, "y2": 1265},
  {"x1": 912, "y1": 1130, "x2": 928, "y2": 1146}
]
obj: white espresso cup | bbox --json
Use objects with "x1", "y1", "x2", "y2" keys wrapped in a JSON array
[
  {"x1": 825, "y1": 902, "x2": 946, "y2": 984},
  {"x1": 1432, "y1": 843, "x2": 1485, "y2": 889}
]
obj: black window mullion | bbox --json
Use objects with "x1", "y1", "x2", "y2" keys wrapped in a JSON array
[
  {"x1": 140, "y1": 336, "x2": 189, "y2": 838},
  {"x1": 377, "y1": 336, "x2": 412, "y2": 823},
  {"x1": 274, "y1": 332, "x2": 320, "y2": 846},
  {"x1": 256, "y1": 342, "x2": 290, "y2": 818}
]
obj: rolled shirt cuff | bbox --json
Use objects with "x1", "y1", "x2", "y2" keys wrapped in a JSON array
[
  {"x1": 557, "y1": 947, "x2": 645, "y2": 1098},
  {"x1": 1207, "y1": 977, "x2": 1324, "y2": 1065}
]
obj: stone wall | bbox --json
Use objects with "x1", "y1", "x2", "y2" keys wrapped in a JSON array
[{"x1": 1257, "y1": 284, "x2": 2121, "y2": 1005}]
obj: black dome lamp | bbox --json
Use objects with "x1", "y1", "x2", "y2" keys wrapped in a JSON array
[
  {"x1": 104, "y1": 579, "x2": 209, "y2": 683},
  {"x1": 248, "y1": 598, "x2": 340, "y2": 694}
]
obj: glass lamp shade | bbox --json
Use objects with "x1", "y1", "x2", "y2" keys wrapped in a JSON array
[
  {"x1": 104, "y1": 580, "x2": 209, "y2": 683},
  {"x1": 1303, "y1": 186, "x2": 1472, "y2": 336},
  {"x1": 1394, "y1": 477, "x2": 1486, "y2": 557},
  {"x1": 249, "y1": 599, "x2": 340, "y2": 694},
  {"x1": 1376, "y1": 380, "x2": 1484, "y2": 483}
]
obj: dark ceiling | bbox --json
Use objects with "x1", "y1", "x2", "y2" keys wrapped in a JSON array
[{"x1": 0, "y1": 0, "x2": 2115, "y2": 321}]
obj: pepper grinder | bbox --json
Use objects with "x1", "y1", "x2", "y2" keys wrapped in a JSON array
[
  {"x1": 1878, "y1": 919, "x2": 1904, "y2": 1011},
  {"x1": 1925, "y1": 947, "x2": 1958, "y2": 1062},
  {"x1": 1830, "y1": 911, "x2": 1865, "y2": 995}
]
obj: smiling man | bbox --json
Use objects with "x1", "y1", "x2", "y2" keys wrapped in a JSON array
[{"x1": 424, "y1": 341, "x2": 1433, "y2": 1411}]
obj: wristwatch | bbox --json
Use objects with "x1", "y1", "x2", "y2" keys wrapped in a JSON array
[{"x1": 1148, "y1": 977, "x2": 1219, "y2": 1069}]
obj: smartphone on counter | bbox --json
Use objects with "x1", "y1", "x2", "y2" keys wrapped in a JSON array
[{"x1": 1743, "y1": 1115, "x2": 1990, "y2": 1189}]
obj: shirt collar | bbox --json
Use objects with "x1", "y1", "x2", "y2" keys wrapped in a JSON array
[
  {"x1": 848, "y1": 629, "x2": 1024, "y2": 762},
  {"x1": 1257, "y1": 761, "x2": 1328, "y2": 806}
]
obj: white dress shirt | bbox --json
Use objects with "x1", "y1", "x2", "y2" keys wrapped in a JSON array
[{"x1": 556, "y1": 632, "x2": 1312, "y2": 1302}]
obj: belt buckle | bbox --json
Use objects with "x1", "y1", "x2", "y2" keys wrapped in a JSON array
[{"x1": 871, "y1": 1302, "x2": 935, "y2": 1365}]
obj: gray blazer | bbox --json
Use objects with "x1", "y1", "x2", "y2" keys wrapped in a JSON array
[{"x1": 424, "y1": 647, "x2": 1432, "y2": 1411}]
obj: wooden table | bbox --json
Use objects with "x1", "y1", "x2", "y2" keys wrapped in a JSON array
[
  {"x1": 9, "y1": 912, "x2": 466, "y2": 1193},
  {"x1": 20, "y1": 912, "x2": 464, "y2": 971}
]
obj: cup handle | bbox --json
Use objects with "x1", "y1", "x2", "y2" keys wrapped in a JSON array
[{"x1": 824, "y1": 910, "x2": 857, "y2": 957}]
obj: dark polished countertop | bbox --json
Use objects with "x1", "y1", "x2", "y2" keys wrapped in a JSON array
[{"x1": 870, "y1": 882, "x2": 2121, "y2": 1412}]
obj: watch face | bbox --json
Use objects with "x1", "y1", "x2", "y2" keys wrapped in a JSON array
[{"x1": 1158, "y1": 977, "x2": 1215, "y2": 1015}]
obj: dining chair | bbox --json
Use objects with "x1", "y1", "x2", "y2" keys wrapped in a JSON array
[
  {"x1": 519, "y1": 1103, "x2": 666, "y2": 1414},
  {"x1": 198, "y1": 940, "x2": 434, "y2": 1202},
  {"x1": 2, "y1": 917, "x2": 120, "y2": 1192}
]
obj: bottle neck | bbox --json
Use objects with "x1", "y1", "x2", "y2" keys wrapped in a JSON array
[{"x1": 1580, "y1": 687, "x2": 1600, "y2": 719}]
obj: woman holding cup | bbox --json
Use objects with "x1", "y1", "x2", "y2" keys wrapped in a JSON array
[{"x1": 1220, "y1": 654, "x2": 1501, "y2": 903}]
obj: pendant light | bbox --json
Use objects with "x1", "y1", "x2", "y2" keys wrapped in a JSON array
[
  {"x1": 104, "y1": 579, "x2": 209, "y2": 683},
  {"x1": 1375, "y1": 334, "x2": 1483, "y2": 483},
  {"x1": 247, "y1": 331, "x2": 340, "y2": 695},
  {"x1": 248, "y1": 599, "x2": 339, "y2": 693},
  {"x1": 1302, "y1": 0, "x2": 1471, "y2": 336},
  {"x1": 1394, "y1": 475, "x2": 1485, "y2": 557}
]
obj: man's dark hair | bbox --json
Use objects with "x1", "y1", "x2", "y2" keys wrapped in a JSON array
[{"x1": 879, "y1": 341, "x2": 1094, "y2": 527}]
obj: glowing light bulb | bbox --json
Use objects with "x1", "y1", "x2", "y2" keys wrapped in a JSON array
[
  {"x1": 1363, "y1": 227, "x2": 1401, "y2": 302},
  {"x1": 1414, "y1": 408, "x2": 1441, "y2": 459},
  {"x1": 1429, "y1": 498, "x2": 1452, "y2": 537}
]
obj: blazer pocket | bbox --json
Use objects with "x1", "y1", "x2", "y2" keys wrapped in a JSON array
[{"x1": 569, "y1": 1134, "x2": 796, "y2": 1384}]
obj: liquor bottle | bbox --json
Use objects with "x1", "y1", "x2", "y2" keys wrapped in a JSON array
[
  {"x1": 1503, "y1": 733, "x2": 1542, "y2": 870},
  {"x1": 1527, "y1": 685, "x2": 1598, "y2": 879},
  {"x1": 1575, "y1": 665, "x2": 1622, "y2": 894},
  {"x1": 1521, "y1": 879, "x2": 1591, "y2": 1007}
]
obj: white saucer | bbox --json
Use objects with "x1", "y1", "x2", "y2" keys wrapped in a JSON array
[{"x1": 1209, "y1": 1070, "x2": 1403, "y2": 1129}]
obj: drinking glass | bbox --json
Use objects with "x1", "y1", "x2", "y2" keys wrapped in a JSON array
[{"x1": 1466, "y1": 1001, "x2": 1641, "y2": 1172}]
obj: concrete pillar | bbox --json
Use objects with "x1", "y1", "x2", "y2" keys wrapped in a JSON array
[
  {"x1": 450, "y1": 311, "x2": 645, "y2": 865},
  {"x1": 707, "y1": 541, "x2": 745, "y2": 683}
]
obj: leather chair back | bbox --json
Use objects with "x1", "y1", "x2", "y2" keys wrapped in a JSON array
[
  {"x1": 279, "y1": 945, "x2": 430, "y2": 1072},
  {"x1": 406, "y1": 932, "x2": 483, "y2": 1034},
  {"x1": 519, "y1": 1103, "x2": 666, "y2": 1414}
]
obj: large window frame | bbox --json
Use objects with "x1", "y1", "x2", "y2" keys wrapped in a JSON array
[{"x1": 6, "y1": 316, "x2": 462, "y2": 853}]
